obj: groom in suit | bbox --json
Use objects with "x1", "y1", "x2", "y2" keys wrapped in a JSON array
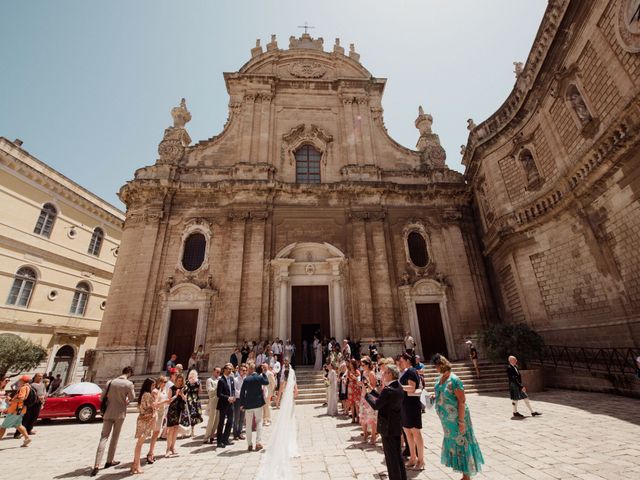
[
  {"x1": 365, "y1": 364, "x2": 406, "y2": 480},
  {"x1": 216, "y1": 363, "x2": 236, "y2": 448},
  {"x1": 240, "y1": 362, "x2": 270, "y2": 451}
]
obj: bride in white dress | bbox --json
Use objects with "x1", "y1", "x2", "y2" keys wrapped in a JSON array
[{"x1": 256, "y1": 366, "x2": 299, "y2": 480}]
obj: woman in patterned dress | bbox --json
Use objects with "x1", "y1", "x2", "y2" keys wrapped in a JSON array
[
  {"x1": 432, "y1": 354, "x2": 484, "y2": 479},
  {"x1": 146, "y1": 376, "x2": 171, "y2": 464},
  {"x1": 185, "y1": 370, "x2": 203, "y2": 437},
  {"x1": 346, "y1": 359, "x2": 361, "y2": 423},
  {"x1": 358, "y1": 356, "x2": 378, "y2": 445},
  {"x1": 131, "y1": 378, "x2": 157, "y2": 474}
]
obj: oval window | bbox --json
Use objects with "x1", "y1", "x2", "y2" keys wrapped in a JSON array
[
  {"x1": 182, "y1": 233, "x2": 206, "y2": 271},
  {"x1": 407, "y1": 232, "x2": 428, "y2": 268}
]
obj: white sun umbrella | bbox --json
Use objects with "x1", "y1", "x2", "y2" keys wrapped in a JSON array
[{"x1": 62, "y1": 382, "x2": 102, "y2": 395}]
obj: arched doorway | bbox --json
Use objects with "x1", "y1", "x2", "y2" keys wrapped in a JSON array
[
  {"x1": 271, "y1": 242, "x2": 347, "y2": 363},
  {"x1": 52, "y1": 345, "x2": 75, "y2": 385}
]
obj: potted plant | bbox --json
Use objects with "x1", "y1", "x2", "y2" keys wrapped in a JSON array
[{"x1": 482, "y1": 323, "x2": 546, "y2": 392}]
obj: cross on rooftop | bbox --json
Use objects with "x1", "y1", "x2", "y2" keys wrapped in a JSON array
[{"x1": 297, "y1": 21, "x2": 314, "y2": 34}]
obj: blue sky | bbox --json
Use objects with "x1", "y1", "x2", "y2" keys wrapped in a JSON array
[{"x1": 0, "y1": 1, "x2": 546, "y2": 209}]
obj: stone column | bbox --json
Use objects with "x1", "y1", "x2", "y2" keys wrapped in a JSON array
[
  {"x1": 238, "y1": 211, "x2": 268, "y2": 342},
  {"x1": 349, "y1": 214, "x2": 375, "y2": 338},
  {"x1": 368, "y1": 214, "x2": 396, "y2": 338},
  {"x1": 327, "y1": 257, "x2": 346, "y2": 341},
  {"x1": 257, "y1": 93, "x2": 273, "y2": 164},
  {"x1": 271, "y1": 258, "x2": 295, "y2": 341},
  {"x1": 222, "y1": 212, "x2": 247, "y2": 345},
  {"x1": 341, "y1": 97, "x2": 357, "y2": 165}
]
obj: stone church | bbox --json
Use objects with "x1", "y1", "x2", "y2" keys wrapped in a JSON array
[
  {"x1": 91, "y1": 32, "x2": 493, "y2": 378},
  {"x1": 91, "y1": 0, "x2": 640, "y2": 380}
]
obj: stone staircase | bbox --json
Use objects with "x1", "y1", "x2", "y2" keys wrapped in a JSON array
[
  {"x1": 113, "y1": 360, "x2": 508, "y2": 409},
  {"x1": 295, "y1": 366, "x2": 328, "y2": 405},
  {"x1": 420, "y1": 360, "x2": 509, "y2": 394}
]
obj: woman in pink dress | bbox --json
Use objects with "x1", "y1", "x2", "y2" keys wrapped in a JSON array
[{"x1": 358, "y1": 356, "x2": 378, "y2": 445}]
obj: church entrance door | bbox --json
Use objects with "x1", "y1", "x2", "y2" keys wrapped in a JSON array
[
  {"x1": 291, "y1": 286, "x2": 330, "y2": 365},
  {"x1": 416, "y1": 303, "x2": 448, "y2": 359},
  {"x1": 164, "y1": 309, "x2": 198, "y2": 368}
]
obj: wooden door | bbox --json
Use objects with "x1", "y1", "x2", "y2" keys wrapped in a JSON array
[
  {"x1": 164, "y1": 309, "x2": 198, "y2": 367},
  {"x1": 416, "y1": 303, "x2": 448, "y2": 359},
  {"x1": 291, "y1": 286, "x2": 330, "y2": 359}
]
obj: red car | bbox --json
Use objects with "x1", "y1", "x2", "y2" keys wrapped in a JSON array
[{"x1": 39, "y1": 382, "x2": 102, "y2": 423}]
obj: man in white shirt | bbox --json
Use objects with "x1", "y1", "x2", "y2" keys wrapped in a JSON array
[
  {"x1": 256, "y1": 350, "x2": 267, "y2": 366},
  {"x1": 203, "y1": 367, "x2": 221, "y2": 444},
  {"x1": 271, "y1": 338, "x2": 282, "y2": 358},
  {"x1": 232, "y1": 365, "x2": 247, "y2": 440},
  {"x1": 404, "y1": 331, "x2": 416, "y2": 354}
]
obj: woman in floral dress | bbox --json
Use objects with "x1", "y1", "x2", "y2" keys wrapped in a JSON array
[
  {"x1": 358, "y1": 356, "x2": 378, "y2": 445},
  {"x1": 432, "y1": 354, "x2": 484, "y2": 479},
  {"x1": 185, "y1": 369, "x2": 203, "y2": 437},
  {"x1": 131, "y1": 378, "x2": 157, "y2": 474},
  {"x1": 346, "y1": 359, "x2": 361, "y2": 423}
]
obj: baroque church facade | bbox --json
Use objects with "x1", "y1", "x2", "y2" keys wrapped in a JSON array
[
  {"x1": 91, "y1": 32, "x2": 493, "y2": 378},
  {"x1": 91, "y1": 0, "x2": 640, "y2": 380}
]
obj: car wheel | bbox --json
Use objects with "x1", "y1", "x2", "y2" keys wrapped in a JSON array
[{"x1": 76, "y1": 404, "x2": 96, "y2": 423}]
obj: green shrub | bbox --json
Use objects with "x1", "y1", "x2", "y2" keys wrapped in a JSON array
[{"x1": 482, "y1": 323, "x2": 545, "y2": 369}]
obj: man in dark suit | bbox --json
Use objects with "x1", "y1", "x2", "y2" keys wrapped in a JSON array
[
  {"x1": 216, "y1": 363, "x2": 236, "y2": 447},
  {"x1": 239, "y1": 362, "x2": 270, "y2": 451},
  {"x1": 507, "y1": 355, "x2": 541, "y2": 418},
  {"x1": 365, "y1": 364, "x2": 406, "y2": 480}
]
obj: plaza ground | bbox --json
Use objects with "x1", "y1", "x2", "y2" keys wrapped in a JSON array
[{"x1": 1, "y1": 389, "x2": 639, "y2": 479}]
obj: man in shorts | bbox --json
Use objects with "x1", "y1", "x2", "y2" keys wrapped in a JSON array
[{"x1": 0, "y1": 375, "x2": 32, "y2": 446}]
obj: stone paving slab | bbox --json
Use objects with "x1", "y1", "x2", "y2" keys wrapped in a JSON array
[{"x1": 1, "y1": 389, "x2": 639, "y2": 479}]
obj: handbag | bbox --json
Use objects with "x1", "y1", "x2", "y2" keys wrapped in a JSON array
[{"x1": 100, "y1": 381, "x2": 111, "y2": 414}]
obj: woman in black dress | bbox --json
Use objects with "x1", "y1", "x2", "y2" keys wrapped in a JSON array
[
  {"x1": 398, "y1": 352, "x2": 425, "y2": 470},
  {"x1": 165, "y1": 374, "x2": 187, "y2": 457}
]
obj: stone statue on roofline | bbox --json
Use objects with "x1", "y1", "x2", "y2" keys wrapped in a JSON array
[
  {"x1": 415, "y1": 105, "x2": 445, "y2": 168},
  {"x1": 157, "y1": 98, "x2": 192, "y2": 165}
]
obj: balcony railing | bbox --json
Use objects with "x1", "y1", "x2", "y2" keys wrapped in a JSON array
[{"x1": 535, "y1": 345, "x2": 640, "y2": 377}]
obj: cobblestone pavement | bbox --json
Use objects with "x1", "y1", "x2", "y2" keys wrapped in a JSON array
[{"x1": 1, "y1": 389, "x2": 639, "y2": 479}]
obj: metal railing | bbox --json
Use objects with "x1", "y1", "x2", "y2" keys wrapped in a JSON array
[{"x1": 535, "y1": 345, "x2": 640, "y2": 377}]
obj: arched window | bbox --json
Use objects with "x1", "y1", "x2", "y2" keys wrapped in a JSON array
[
  {"x1": 88, "y1": 227, "x2": 104, "y2": 256},
  {"x1": 566, "y1": 84, "x2": 592, "y2": 126},
  {"x1": 182, "y1": 233, "x2": 206, "y2": 271},
  {"x1": 70, "y1": 282, "x2": 90, "y2": 316},
  {"x1": 6, "y1": 267, "x2": 37, "y2": 307},
  {"x1": 295, "y1": 145, "x2": 321, "y2": 184},
  {"x1": 33, "y1": 203, "x2": 57, "y2": 238},
  {"x1": 407, "y1": 232, "x2": 429, "y2": 268}
]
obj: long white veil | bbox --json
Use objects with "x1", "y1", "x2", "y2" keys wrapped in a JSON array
[{"x1": 255, "y1": 368, "x2": 298, "y2": 480}]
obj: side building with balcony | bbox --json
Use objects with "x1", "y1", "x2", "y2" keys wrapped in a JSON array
[{"x1": 0, "y1": 137, "x2": 124, "y2": 384}]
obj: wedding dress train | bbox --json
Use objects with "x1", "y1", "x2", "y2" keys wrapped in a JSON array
[{"x1": 255, "y1": 368, "x2": 298, "y2": 480}]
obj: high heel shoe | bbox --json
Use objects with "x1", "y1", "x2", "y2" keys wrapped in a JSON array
[
  {"x1": 411, "y1": 462, "x2": 425, "y2": 471},
  {"x1": 146, "y1": 454, "x2": 155, "y2": 464}
]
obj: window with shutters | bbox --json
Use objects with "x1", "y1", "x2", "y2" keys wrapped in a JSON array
[
  {"x1": 295, "y1": 145, "x2": 321, "y2": 184},
  {"x1": 6, "y1": 267, "x2": 37, "y2": 307},
  {"x1": 182, "y1": 233, "x2": 206, "y2": 271},
  {"x1": 88, "y1": 227, "x2": 104, "y2": 256},
  {"x1": 34, "y1": 203, "x2": 57, "y2": 238},
  {"x1": 70, "y1": 282, "x2": 90, "y2": 316}
]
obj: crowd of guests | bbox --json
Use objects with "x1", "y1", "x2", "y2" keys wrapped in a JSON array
[
  {"x1": 322, "y1": 343, "x2": 486, "y2": 480},
  {"x1": 88, "y1": 338, "x2": 299, "y2": 476},
  {"x1": 0, "y1": 332, "x2": 550, "y2": 480}
]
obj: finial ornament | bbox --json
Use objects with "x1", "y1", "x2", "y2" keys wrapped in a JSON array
[
  {"x1": 171, "y1": 98, "x2": 192, "y2": 128},
  {"x1": 158, "y1": 98, "x2": 192, "y2": 165},
  {"x1": 415, "y1": 104, "x2": 444, "y2": 167}
]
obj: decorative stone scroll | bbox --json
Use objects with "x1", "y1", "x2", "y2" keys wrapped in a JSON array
[
  {"x1": 281, "y1": 124, "x2": 333, "y2": 165},
  {"x1": 288, "y1": 61, "x2": 327, "y2": 78}
]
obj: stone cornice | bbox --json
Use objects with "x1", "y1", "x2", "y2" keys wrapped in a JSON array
[{"x1": 0, "y1": 138, "x2": 125, "y2": 226}]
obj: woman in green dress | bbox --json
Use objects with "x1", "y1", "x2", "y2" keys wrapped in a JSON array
[{"x1": 432, "y1": 354, "x2": 484, "y2": 479}]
